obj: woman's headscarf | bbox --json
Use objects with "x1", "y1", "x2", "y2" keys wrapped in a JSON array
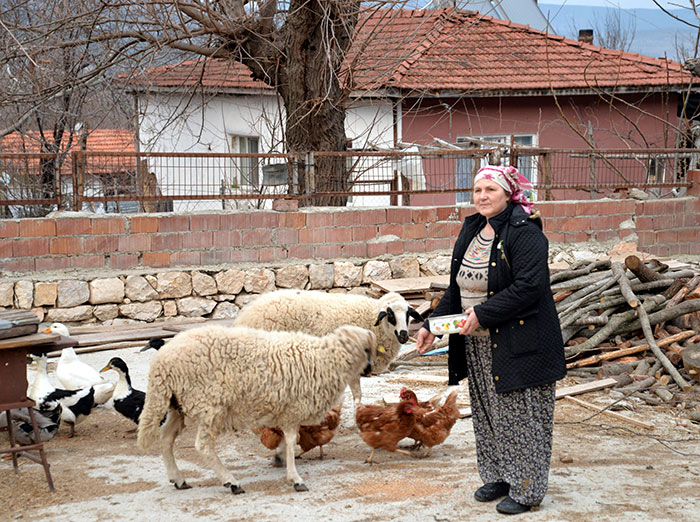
[{"x1": 474, "y1": 165, "x2": 534, "y2": 214}]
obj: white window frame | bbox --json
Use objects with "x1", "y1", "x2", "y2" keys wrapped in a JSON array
[{"x1": 230, "y1": 134, "x2": 261, "y2": 187}]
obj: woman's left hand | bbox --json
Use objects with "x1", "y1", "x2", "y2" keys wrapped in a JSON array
[{"x1": 459, "y1": 307, "x2": 482, "y2": 335}]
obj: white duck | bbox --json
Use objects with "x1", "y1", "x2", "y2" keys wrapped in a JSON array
[{"x1": 27, "y1": 353, "x2": 56, "y2": 404}]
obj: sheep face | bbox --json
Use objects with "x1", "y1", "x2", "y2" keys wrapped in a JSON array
[{"x1": 374, "y1": 299, "x2": 424, "y2": 345}]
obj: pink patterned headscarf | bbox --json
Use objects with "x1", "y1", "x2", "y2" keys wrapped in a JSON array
[{"x1": 474, "y1": 165, "x2": 534, "y2": 214}]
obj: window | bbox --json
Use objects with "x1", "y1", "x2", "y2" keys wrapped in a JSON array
[{"x1": 230, "y1": 135, "x2": 260, "y2": 186}]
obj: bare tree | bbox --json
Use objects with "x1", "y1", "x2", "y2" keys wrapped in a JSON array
[{"x1": 592, "y1": 8, "x2": 636, "y2": 52}]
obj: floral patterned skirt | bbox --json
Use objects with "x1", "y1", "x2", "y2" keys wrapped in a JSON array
[{"x1": 463, "y1": 335, "x2": 555, "y2": 506}]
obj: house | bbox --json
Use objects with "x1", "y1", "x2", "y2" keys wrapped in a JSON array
[{"x1": 130, "y1": 8, "x2": 691, "y2": 208}]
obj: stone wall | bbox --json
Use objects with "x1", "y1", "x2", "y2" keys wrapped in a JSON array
[{"x1": 0, "y1": 256, "x2": 451, "y2": 326}]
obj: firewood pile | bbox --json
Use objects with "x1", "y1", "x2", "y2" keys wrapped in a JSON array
[{"x1": 555, "y1": 255, "x2": 700, "y2": 415}]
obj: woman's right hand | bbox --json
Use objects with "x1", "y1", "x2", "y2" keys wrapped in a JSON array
[{"x1": 415, "y1": 327, "x2": 436, "y2": 354}]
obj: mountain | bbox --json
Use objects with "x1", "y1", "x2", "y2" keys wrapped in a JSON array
[{"x1": 539, "y1": 4, "x2": 697, "y2": 62}]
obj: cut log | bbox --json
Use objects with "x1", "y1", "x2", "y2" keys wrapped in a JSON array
[
  {"x1": 682, "y1": 344, "x2": 700, "y2": 383},
  {"x1": 611, "y1": 262, "x2": 639, "y2": 308},
  {"x1": 625, "y1": 255, "x2": 667, "y2": 283},
  {"x1": 550, "y1": 259, "x2": 612, "y2": 284},
  {"x1": 564, "y1": 395, "x2": 653, "y2": 430},
  {"x1": 655, "y1": 275, "x2": 700, "y2": 332},
  {"x1": 616, "y1": 299, "x2": 700, "y2": 336}
]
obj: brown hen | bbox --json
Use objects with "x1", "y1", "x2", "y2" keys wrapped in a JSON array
[
  {"x1": 399, "y1": 388, "x2": 459, "y2": 458},
  {"x1": 259, "y1": 405, "x2": 342, "y2": 462},
  {"x1": 354, "y1": 397, "x2": 417, "y2": 464}
]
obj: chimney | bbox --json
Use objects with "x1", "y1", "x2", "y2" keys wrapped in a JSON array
[{"x1": 578, "y1": 29, "x2": 594, "y2": 44}]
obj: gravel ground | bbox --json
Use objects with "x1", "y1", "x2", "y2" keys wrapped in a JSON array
[{"x1": 2, "y1": 345, "x2": 700, "y2": 522}]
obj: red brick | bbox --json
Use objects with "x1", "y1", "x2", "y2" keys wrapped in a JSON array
[
  {"x1": 542, "y1": 218, "x2": 562, "y2": 234},
  {"x1": 378, "y1": 224, "x2": 403, "y2": 237},
  {"x1": 567, "y1": 232, "x2": 589, "y2": 242},
  {"x1": 367, "y1": 242, "x2": 388, "y2": 257},
  {"x1": 338, "y1": 243, "x2": 365, "y2": 258},
  {"x1": 272, "y1": 198, "x2": 299, "y2": 212},
  {"x1": 119, "y1": 234, "x2": 152, "y2": 252},
  {"x1": 561, "y1": 217, "x2": 591, "y2": 232},
  {"x1": 213, "y1": 230, "x2": 242, "y2": 247},
  {"x1": 279, "y1": 213, "x2": 306, "y2": 228},
  {"x1": 91, "y1": 217, "x2": 126, "y2": 235},
  {"x1": 352, "y1": 226, "x2": 377, "y2": 242},
  {"x1": 402, "y1": 223, "x2": 427, "y2": 239},
  {"x1": 428, "y1": 221, "x2": 460, "y2": 238},
  {"x1": 230, "y1": 249, "x2": 260, "y2": 262},
  {"x1": 182, "y1": 231, "x2": 214, "y2": 249},
  {"x1": 151, "y1": 233, "x2": 183, "y2": 252},
  {"x1": 545, "y1": 232, "x2": 566, "y2": 242},
  {"x1": 20, "y1": 219, "x2": 56, "y2": 238},
  {"x1": 258, "y1": 247, "x2": 286, "y2": 263},
  {"x1": 635, "y1": 216, "x2": 654, "y2": 231},
  {"x1": 248, "y1": 212, "x2": 277, "y2": 228},
  {"x1": 403, "y1": 240, "x2": 427, "y2": 253},
  {"x1": 387, "y1": 208, "x2": 413, "y2": 223},
  {"x1": 332, "y1": 211, "x2": 357, "y2": 227},
  {"x1": 360, "y1": 209, "x2": 387, "y2": 225},
  {"x1": 592, "y1": 200, "x2": 621, "y2": 214},
  {"x1": 13, "y1": 238, "x2": 50, "y2": 257},
  {"x1": 689, "y1": 241, "x2": 700, "y2": 255},
  {"x1": 83, "y1": 235, "x2": 119, "y2": 254},
  {"x1": 677, "y1": 228, "x2": 698, "y2": 242},
  {"x1": 158, "y1": 215, "x2": 189, "y2": 232},
  {"x1": 1, "y1": 257, "x2": 34, "y2": 272},
  {"x1": 574, "y1": 201, "x2": 598, "y2": 217},
  {"x1": 287, "y1": 245, "x2": 314, "y2": 259},
  {"x1": 72, "y1": 255, "x2": 106, "y2": 270},
  {"x1": 50, "y1": 237, "x2": 82, "y2": 255},
  {"x1": 594, "y1": 230, "x2": 618, "y2": 241},
  {"x1": 0, "y1": 239, "x2": 13, "y2": 257},
  {"x1": 56, "y1": 217, "x2": 91, "y2": 236},
  {"x1": 328, "y1": 226, "x2": 353, "y2": 243},
  {"x1": 171, "y1": 251, "x2": 202, "y2": 266},
  {"x1": 619, "y1": 200, "x2": 636, "y2": 214},
  {"x1": 299, "y1": 228, "x2": 326, "y2": 244},
  {"x1": 307, "y1": 213, "x2": 333, "y2": 228},
  {"x1": 110, "y1": 254, "x2": 139, "y2": 270},
  {"x1": 35, "y1": 257, "x2": 72, "y2": 271},
  {"x1": 683, "y1": 212, "x2": 700, "y2": 227},
  {"x1": 131, "y1": 216, "x2": 159, "y2": 233},
  {"x1": 557, "y1": 203, "x2": 578, "y2": 217},
  {"x1": 0, "y1": 220, "x2": 19, "y2": 238},
  {"x1": 143, "y1": 252, "x2": 171, "y2": 267},
  {"x1": 221, "y1": 213, "x2": 254, "y2": 229},
  {"x1": 240, "y1": 229, "x2": 271, "y2": 246},
  {"x1": 536, "y1": 204, "x2": 555, "y2": 218},
  {"x1": 425, "y1": 238, "x2": 452, "y2": 251},
  {"x1": 412, "y1": 208, "x2": 438, "y2": 223},
  {"x1": 190, "y1": 214, "x2": 221, "y2": 231},
  {"x1": 458, "y1": 207, "x2": 476, "y2": 220},
  {"x1": 436, "y1": 207, "x2": 457, "y2": 221},
  {"x1": 653, "y1": 215, "x2": 675, "y2": 229},
  {"x1": 636, "y1": 230, "x2": 656, "y2": 247},
  {"x1": 589, "y1": 215, "x2": 616, "y2": 230},
  {"x1": 386, "y1": 241, "x2": 405, "y2": 255}
]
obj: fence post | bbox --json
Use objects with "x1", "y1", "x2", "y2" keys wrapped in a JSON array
[
  {"x1": 72, "y1": 151, "x2": 82, "y2": 212},
  {"x1": 305, "y1": 152, "x2": 314, "y2": 195}
]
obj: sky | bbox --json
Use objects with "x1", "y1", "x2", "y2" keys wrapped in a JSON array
[{"x1": 541, "y1": 1, "x2": 679, "y2": 8}]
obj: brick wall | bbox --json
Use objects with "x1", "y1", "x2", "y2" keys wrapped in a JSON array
[{"x1": 1, "y1": 196, "x2": 698, "y2": 274}]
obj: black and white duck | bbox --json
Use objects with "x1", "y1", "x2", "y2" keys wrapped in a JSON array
[
  {"x1": 0, "y1": 405, "x2": 62, "y2": 445},
  {"x1": 139, "y1": 337, "x2": 165, "y2": 352},
  {"x1": 41, "y1": 386, "x2": 97, "y2": 438},
  {"x1": 100, "y1": 357, "x2": 145, "y2": 425}
]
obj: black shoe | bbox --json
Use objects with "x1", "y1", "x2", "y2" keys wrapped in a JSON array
[
  {"x1": 496, "y1": 496, "x2": 533, "y2": 515},
  {"x1": 474, "y1": 481, "x2": 510, "y2": 502}
]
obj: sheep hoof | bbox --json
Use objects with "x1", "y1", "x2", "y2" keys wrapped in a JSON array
[
  {"x1": 273, "y1": 455, "x2": 284, "y2": 468},
  {"x1": 293, "y1": 482, "x2": 308, "y2": 492},
  {"x1": 225, "y1": 482, "x2": 245, "y2": 495},
  {"x1": 173, "y1": 480, "x2": 191, "y2": 490}
]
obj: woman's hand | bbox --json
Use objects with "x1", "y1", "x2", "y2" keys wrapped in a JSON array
[
  {"x1": 459, "y1": 307, "x2": 482, "y2": 335},
  {"x1": 415, "y1": 327, "x2": 436, "y2": 354}
]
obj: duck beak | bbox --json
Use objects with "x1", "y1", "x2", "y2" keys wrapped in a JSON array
[
  {"x1": 43, "y1": 328, "x2": 52, "y2": 334},
  {"x1": 99, "y1": 365, "x2": 110, "y2": 373}
]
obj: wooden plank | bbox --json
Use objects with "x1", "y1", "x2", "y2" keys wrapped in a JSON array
[
  {"x1": 0, "y1": 333, "x2": 60, "y2": 351},
  {"x1": 163, "y1": 318, "x2": 237, "y2": 333},
  {"x1": 555, "y1": 378, "x2": 618, "y2": 399},
  {"x1": 70, "y1": 327, "x2": 175, "y2": 346},
  {"x1": 371, "y1": 275, "x2": 449, "y2": 295},
  {"x1": 564, "y1": 395, "x2": 654, "y2": 430}
]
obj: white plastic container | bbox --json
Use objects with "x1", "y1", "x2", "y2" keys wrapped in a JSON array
[{"x1": 428, "y1": 313, "x2": 468, "y2": 335}]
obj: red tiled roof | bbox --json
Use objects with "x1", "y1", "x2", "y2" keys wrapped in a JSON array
[
  {"x1": 131, "y1": 8, "x2": 690, "y2": 94},
  {"x1": 1, "y1": 129, "x2": 135, "y2": 154},
  {"x1": 131, "y1": 58, "x2": 272, "y2": 90}
]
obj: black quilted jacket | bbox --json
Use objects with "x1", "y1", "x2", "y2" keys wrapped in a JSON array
[{"x1": 424, "y1": 202, "x2": 566, "y2": 393}]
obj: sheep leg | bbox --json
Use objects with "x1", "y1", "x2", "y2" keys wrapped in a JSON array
[
  {"x1": 160, "y1": 409, "x2": 190, "y2": 490},
  {"x1": 282, "y1": 427, "x2": 307, "y2": 492},
  {"x1": 348, "y1": 377, "x2": 362, "y2": 404},
  {"x1": 194, "y1": 424, "x2": 244, "y2": 495},
  {"x1": 273, "y1": 441, "x2": 285, "y2": 468}
]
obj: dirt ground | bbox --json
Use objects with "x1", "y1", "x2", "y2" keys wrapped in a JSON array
[{"x1": 2, "y1": 347, "x2": 700, "y2": 522}]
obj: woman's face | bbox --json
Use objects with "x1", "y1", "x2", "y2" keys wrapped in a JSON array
[{"x1": 473, "y1": 179, "x2": 510, "y2": 219}]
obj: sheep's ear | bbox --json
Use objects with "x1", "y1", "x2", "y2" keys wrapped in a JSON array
[
  {"x1": 374, "y1": 311, "x2": 387, "y2": 326},
  {"x1": 407, "y1": 307, "x2": 424, "y2": 323}
]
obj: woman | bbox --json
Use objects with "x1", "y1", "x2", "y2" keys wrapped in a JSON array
[{"x1": 415, "y1": 165, "x2": 566, "y2": 515}]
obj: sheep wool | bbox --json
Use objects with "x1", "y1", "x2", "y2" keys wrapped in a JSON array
[
  {"x1": 233, "y1": 290, "x2": 422, "y2": 401},
  {"x1": 137, "y1": 323, "x2": 376, "y2": 494}
]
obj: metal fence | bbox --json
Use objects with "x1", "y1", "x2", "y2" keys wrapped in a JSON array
[{"x1": 0, "y1": 148, "x2": 694, "y2": 216}]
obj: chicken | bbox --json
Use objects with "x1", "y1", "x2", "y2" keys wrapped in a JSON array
[
  {"x1": 259, "y1": 405, "x2": 342, "y2": 465},
  {"x1": 399, "y1": 388, "x2": 459, "y2": 458},
  {"x1": 354, "y1": 397, "x2": 417, "y2": 464}
]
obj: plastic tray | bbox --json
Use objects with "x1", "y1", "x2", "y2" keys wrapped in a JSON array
[{"x1": 428, "y1": 313, "x2": 468, "y2": 335}]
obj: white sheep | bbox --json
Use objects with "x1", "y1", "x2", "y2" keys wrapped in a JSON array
[
  {"x1": 233, "y1": 289, "x2": 423, "y2": 401},
  {"x1": 137, "y1": 323, "x2": 376, "y2": 494}
]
